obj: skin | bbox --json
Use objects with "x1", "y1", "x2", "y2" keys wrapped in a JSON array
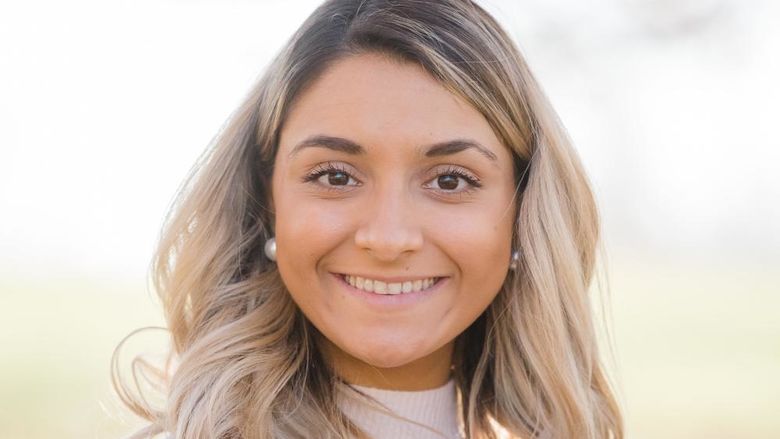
[{"x1": 270, "y1": 53, "x2": 517, "y2": 391}]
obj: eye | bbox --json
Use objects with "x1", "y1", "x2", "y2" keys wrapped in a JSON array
[
  {"x1": 424, "y1": 166, "x2": 482, "y2": 193},
  {"x1": 302, "y1": 162, "x2": 361, "y2": 189}
]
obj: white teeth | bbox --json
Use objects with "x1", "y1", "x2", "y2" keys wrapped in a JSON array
[
  {"x1": 373, "y1": 281, "x2": 387, "y2": 294},
  {"x1": 344, "y1": 275, "x2": 438, "y2": 295}
]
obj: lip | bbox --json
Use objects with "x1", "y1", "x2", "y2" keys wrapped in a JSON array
[{"x1": 330, "y1": 272, "x2": 447, "y2": 309}]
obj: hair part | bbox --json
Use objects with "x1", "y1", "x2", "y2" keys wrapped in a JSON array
[{"x1": 113, "y1": 1, "x2": 623, "y2": 438}]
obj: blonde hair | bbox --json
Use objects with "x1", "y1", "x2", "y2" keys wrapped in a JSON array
[{"x1": 113, "y1": 0, "x2": 623, "y2": 437}]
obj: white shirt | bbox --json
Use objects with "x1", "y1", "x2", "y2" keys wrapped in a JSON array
[{"x1": 336, "y1": 378, "x2": 463, "y2": 439}]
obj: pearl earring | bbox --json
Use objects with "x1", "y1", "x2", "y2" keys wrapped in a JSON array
[
  {"x1": 264, "y1": 237, "x2": 277, "y2": 261},
  {"x1": 509, "y1": 249, "x2": 521, "y2": 270}
]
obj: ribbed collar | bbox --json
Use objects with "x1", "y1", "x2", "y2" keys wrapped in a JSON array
[{"x1": 337, "y1": 378, "x2": 462, "y2": 439}]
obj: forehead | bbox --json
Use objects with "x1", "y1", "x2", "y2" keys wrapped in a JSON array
[{"x1": 278, "y1": 53, "x2": 512, "y2": 164}]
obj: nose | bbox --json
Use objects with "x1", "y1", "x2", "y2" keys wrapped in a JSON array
[{"x1": 353, "y1": 183, "x2": 424, "y2": 262}]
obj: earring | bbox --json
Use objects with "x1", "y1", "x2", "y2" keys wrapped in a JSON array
[
  {"x1": 264, "y1": 237, "x2": 277, "y2": 261},
  {"x1": 509, "y1": 249, "x2": 521, "y2": 271}
]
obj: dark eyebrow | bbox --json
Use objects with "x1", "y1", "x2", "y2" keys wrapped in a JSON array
[
  {"x1": 288, "y1": 135, "x2": 364, "y2": 158},
  {"x1": 424, "y1": 139, "x2": 497, "y2": 162},
  {"x1": 289, "y1": 135, "x2": 497, "y2": 162}
]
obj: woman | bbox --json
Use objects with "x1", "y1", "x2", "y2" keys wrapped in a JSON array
[{"x1": 113, "y1": 0, "x2": 623, "y2": 438}]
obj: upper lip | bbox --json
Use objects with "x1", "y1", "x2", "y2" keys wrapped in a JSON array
[{"x1": 334, "y1": 272, "x2": 443, "y2": 283}]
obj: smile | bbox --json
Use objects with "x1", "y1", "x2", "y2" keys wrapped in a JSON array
[{"x1": 339, "y1": 274, "x2": 441, "y2": 295}]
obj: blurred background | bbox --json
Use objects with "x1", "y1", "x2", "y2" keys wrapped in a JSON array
[{"x1": 1, "y1": 0, "x2": 777, "y2": 437}]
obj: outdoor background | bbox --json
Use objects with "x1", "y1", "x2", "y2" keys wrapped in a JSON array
[{"x1": 1, "y1": 0, "x2": 778, "y2": 437}]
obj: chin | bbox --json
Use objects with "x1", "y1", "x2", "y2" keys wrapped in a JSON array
[{"x1": 347, "y1": 338, "x2": 427, "y2": 369}]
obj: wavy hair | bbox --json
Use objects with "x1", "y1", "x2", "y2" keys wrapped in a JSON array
[{"x1": 112, "y1": 0, "x2": 623, "y2": 437}]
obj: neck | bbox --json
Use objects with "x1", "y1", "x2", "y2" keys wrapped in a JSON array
[
  {"x1": 317, "y1": 334, "x2": 454, "y2": 391},
  {"x1": 337, "y1": 375, "x2": 462, "y2": 438}
]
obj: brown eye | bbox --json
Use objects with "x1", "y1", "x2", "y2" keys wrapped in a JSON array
[
  {"x1": 437, "y1": 175, "x2": 460, "y2": 190},
  {"x1": 303, "y1": 162, "x2": 361, "y2": 191},
  {"x1": 327, "y1": 171, "x2": 350, "y2": 186},
  {"x1": 424, "y1": 166, "x2": 482, "y2": 195}
]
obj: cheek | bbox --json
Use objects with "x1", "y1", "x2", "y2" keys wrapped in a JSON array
[
  {"x1": 432, "y1": 203, "x2": 514, "y2": 302},
  {"x1": 274, "y1": 195, "x2": 355, "y2": 270},
  {"x1": 272, "y1": 195, "x2": 355, "y2": 322},
  {"x1": 279, "y1": 208, "x2": 344, "y2": 254},
  {"x1": 438, "y1": 205, "x2": 513, "y2": 263}
]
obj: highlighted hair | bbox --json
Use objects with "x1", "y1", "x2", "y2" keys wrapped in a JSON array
[{"x1": 113, "y1": 1, "x2": 623, "y2": 437}]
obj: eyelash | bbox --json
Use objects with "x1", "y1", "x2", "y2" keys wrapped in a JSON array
[
  {"x1": 301, "y1": 162, "x2": 482, "y2": 195},
  {"x1": 302, "y1": 162, "x2": 359, "y2": 191},
  {"x1": 428, "y1": 165, "x2": 483, "y2": 193}
]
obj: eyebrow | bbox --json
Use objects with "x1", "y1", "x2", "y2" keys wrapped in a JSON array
[{"x1": 288, "y1": 135, "x2": 498, "y2": 162}]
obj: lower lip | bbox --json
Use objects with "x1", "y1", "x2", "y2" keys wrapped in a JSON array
[{"x1": 331, "y1": 273, "x2": 447, "y2": 309}]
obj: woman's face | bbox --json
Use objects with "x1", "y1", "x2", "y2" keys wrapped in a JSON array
[{"x1": 271, "y1": 53, "x2": 516, "y2": 389}]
